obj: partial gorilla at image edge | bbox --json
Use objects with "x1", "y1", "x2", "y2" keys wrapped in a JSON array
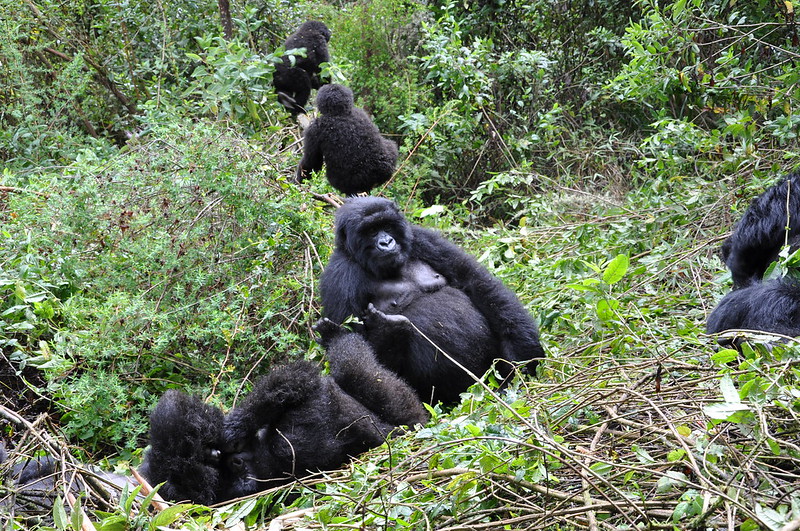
[
  {"x1": 721, "y1": 172, "x2": 800, "y2": 289},
  {"x1": 707, "y1": 277, "x2": 800, "y2": 347}
]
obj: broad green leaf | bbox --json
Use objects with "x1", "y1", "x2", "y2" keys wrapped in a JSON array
[
  {"x1": 151, "y1": 503, "x2": 201, "y2": 529},
  {"x1": 667, "y1": 449, "x2": 686, "y2": 461},
  {"x1": 53, "y1": 497, "x2": 68, "y2": 530},
  {"x1": 719, "y1": 375, "x2": 740, "y2": 403},
  {"x1": 70, "y1": 502, "x2": 84, "y2": 531},
  {"x1": 589, "y1": 462, "x2": 613, "y2": 476},
  {"x1": 596, "y1": 298, "x2": 620, "y2": 321},
  {"x1": 603, "y1": 254, "x2": 629, "y2": 285},
  {"x1": 711, "y1": 349, "x2": 738, "y2": 365},
  {"x1": 703, "y1": 402, "x2": 750, "y2": 420}
]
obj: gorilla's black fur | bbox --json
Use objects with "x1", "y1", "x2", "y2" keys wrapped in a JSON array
[
  {"x1": 273, "y1": 21, "x2": 332, "y2": 114},
  {"x1": 138, "y1": 391, "x2": 227, "y2": 505},
  {"x1": 139, "y1": 325, "x2": 427, "y2": 504},
  {"x1": 319, "y1": 197, "x2": 544, "y2": 405},
  {"x1": 707, "y1": 277, "x2": 800, "y2": 347},
  {"x1": 721, "y1": 172, "x2": 800, "y2": 289},
  {"x1": 297, "y1": 84, "x2": 399, "y2": 195}
]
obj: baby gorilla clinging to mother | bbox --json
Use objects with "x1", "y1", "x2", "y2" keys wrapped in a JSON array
[{"x1": 139, "y1": 322, "x2": 427, "y2": 505}]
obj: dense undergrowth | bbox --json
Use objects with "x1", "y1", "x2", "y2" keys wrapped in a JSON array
[{"x1": 2, "y1": 0, "x2": 799, "y2": 528}]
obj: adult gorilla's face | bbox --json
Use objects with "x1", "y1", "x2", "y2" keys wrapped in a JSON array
[{"x1": 335, "y1": 198, "x2": 414, "y2": 278}]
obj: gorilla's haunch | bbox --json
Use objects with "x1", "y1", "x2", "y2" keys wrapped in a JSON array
[
  {"x1": 722, "y1": 172, "x2": 800, "y2": 289},
  {"x1": 707, "y1": 277, "x2": 800, "y2": 347}
]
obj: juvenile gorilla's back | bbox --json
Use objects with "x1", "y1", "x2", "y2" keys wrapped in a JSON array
[{"x1": 315, "y1": 110, "x2": 397, "y2": 195}]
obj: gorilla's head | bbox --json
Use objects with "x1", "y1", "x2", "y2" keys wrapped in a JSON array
[
  {"x1": 317, "y1": 84, "x2": 353, "y2": 117},
  {"x1": 140, "y1": 390, "x2": 226, "y2": 505},
  {"x1": 223, "y1": 428, "x2": 284, "y2": 499},
  {"x1": 299, "y1": 20, "x2": 331, "y2": 42},
  {"x1": 335, "y1": 197, "x2": 414, "y2": 278}
]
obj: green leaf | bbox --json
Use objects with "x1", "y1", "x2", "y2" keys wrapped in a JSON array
[
  {"x1": 632, "y1": 445, "x2": 656, "y2": 464},
  {"x1": 596, "y1": 298, "x2": 620, "y2": 321},
  {"x1": 703, "y1": 402, "x2": 750, "y2": 420},
  {"x1": 53, "y1": 497, "x2": 68, "y2": 530},
  {"x1": 603, "y1": 254, "x2": 629, "y2": 285},
  {"x1": 719, "y1": 375, "x2": 740, "y2": 403},
  {"x1": 150, "y1": 503, "x2": 200, "y2": 529},
  {"x1": 70, "y1": 501, "x2": 84, "y2": 531},
  {"x1": 754, "y1": 503, "x2": 787, "y2": 530},
  {"x1": 589, "y1": 462, "x2": 613, "y2": 476},
  {"x1": 667, "y1": 448, "x2": 686, "y2": 462},
  {"x1": 711, "y1": 349, "x2": 738, "y2": 365}
]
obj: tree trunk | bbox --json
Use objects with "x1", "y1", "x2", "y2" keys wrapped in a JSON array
[{"x1": 218, "y1": 0, "x2": 233, "y2": 40}]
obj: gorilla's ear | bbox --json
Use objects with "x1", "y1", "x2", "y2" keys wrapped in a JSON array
[{"x1": 335, "y1": 219, "x2": 348, "y2": 251}]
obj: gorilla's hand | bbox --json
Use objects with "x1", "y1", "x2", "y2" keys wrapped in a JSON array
[
  {"x1": 313, "y1": 317, "x2": 342, "y2": 348},
  {"x1": 363, "y1": 303, "x2": 412, "y2": 330},
  {"x1": 295, "y1": 163, "x2": 310, "y2": 184}
]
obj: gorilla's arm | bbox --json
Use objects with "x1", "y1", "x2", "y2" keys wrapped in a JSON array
[
  {"x1": 319, "y1": 252, "x2": 372, "y2": 325},
  {"x1": 410, "y1": 226, "x2": 544, "y2": 367},
  {"x1": 306, "y1": 36, "x2": 330, "y2": 76},
  {"x1": 297, "y1": 124, "x2": 325, "y2": 182},
  {"x1": 224, "y1": 363, "x2": 321, "y2": 448},
  {"x1": 318, "y1": 318, "x2": 428, "y2": 428}
]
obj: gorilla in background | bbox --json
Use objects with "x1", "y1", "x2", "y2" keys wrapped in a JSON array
[
  {"x1": 319, "y1": 197, "x2": 544, "y2": 405},
  {"x1": 273, "y1": 21, "x2": 332, "y2": 114},
  {"x1": 0, "y1": 443, "x2": 139, "y2": 520},
  {"x1": 139, "y1": 323, "x2": 427, "y2": 505},
  {"x1": 296, "y1": 84, "x2": 399, "y2": 196},
  {"x1": 707, "y1": 277, "x2": 800, "y2": 348},
  {"x1": 721, "y1": 172, "x2": 800, "y2": 289}
]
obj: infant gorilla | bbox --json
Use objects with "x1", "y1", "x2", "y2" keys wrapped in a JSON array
[{"x1": 139, "y1": 322, "x2": 427, "y2": 505}]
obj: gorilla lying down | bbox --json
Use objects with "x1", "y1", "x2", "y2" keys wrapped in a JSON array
[
  {"x1": 707, "y1": 277, "x2": 800, "y2": 348},
  {"x1": 320, "y1": 197, "x2": 545, "y2": 405},
  {"x1": 139, "y1": 321, "x2": 428, "y2": 505},
  {"x1": 0, "y1": 443, "x2": 141, "y2": 520}
]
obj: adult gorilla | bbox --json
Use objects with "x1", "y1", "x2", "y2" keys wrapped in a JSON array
[
  {"x1": 721, "y1": 172, "x2": 800, "y2": 289},
  {"x1": 320, "y1": 197, "x2": 544, "y2": 404}
]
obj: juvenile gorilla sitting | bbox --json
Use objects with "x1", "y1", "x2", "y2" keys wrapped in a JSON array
[
  {"x1": 721, "y1": 172, "x2": 800, "y2": 288},
  {"x1": 296, "y1": 84, "x2": 399, "y2": 195},
  {"x1": 320, "y1": 197, "x2": 544, "y2": 405},
  {"x1": 707, "y1": 277, "x2": 800, "y2": 347},
  {"x1": 273, "y1": 21, "x2": 332, "y2": 114},
  {"x1": 139, "y1": 324, "x2": 427, "y2": 504}
]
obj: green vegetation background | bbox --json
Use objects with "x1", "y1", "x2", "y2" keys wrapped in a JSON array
[{"x1": 1, "y1": 0, "x2": 798, "y2": 528}]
